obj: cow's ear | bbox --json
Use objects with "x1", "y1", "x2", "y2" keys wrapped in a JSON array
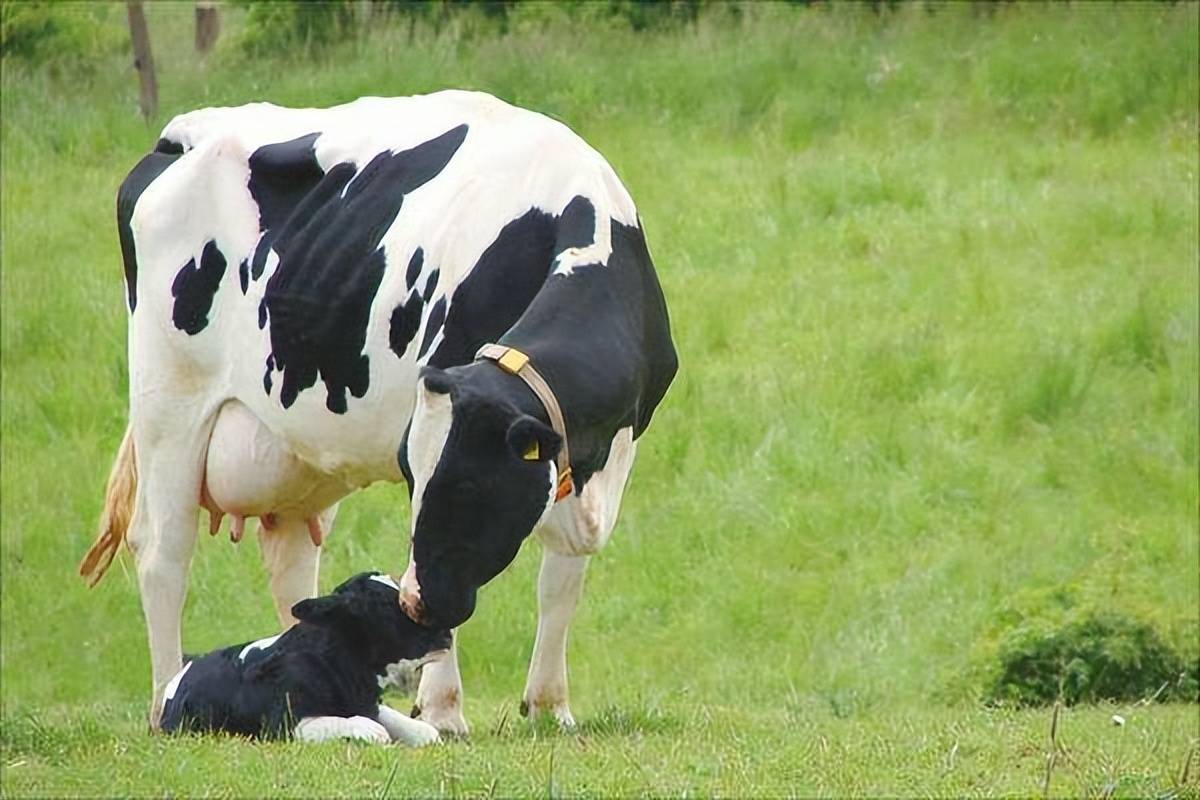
[
  {"x1": 506, "y1": 415, "x2": 562, "y2": 464},
  {"x1": 419, "y1": 366, "x2": 456, "y2": 396}
]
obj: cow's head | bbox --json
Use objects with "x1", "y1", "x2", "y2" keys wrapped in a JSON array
[{"x1": 399, "y1": 363, "x2": 562, "y2": 628}]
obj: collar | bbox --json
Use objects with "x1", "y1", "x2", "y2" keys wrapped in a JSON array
[{"x1": 475, "y1": 343, "x2": 573, "y2": 502}]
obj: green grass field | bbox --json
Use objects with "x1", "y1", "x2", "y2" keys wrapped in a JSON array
[{"x1": 2, "y1": 2, "x2": 1197, "y2": 796}]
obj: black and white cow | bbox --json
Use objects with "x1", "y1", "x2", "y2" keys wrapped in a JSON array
[
  {"x1": 161, "y1": 572, "x2": 450, "y2": 745},
  {"x1": 80, "y1": 90, "x2": 677, "y2": 734}
]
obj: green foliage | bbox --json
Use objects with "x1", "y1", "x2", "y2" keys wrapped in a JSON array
[
  {"x1": 234, "y1": 0, "x2": 357, "y2": 55},
  {"x1": 0, "y1": 1, "x2": 123, "y2": 73},
  {"x1": 985, "y1": 603, "x2": 1195, "y2": 706},
  {"x1": 235, "y1": 0, "x2": 714, "y2": 49}
]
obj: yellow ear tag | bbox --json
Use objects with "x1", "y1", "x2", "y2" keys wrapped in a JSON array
[{"x1": 523, "y1": 441, "x2": 540, "y2": 461}]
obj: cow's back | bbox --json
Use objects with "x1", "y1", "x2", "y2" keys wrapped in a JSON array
[{"x1": 120, "y1": 91, "x2": 641, "y2": 487}]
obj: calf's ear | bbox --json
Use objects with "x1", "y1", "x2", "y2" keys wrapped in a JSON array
[
  {"x1": 505, "y1": 415, "x2": 562, "y2": 463},
  {"x1": 292, "y1": 595, "x2": 354, "y2": 626}
]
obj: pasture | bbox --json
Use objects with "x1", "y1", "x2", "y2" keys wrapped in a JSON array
[{"x1": 2, "y1": 2, "x2": 1197, "y2": 796}]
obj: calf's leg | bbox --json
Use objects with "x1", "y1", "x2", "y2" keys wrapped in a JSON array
[
  {"x1": 294, "y1": 716, "x2": 389, "y2": 744},
  {"x1": 376, "y1": 704, "x2": 439, "y2": 747}
]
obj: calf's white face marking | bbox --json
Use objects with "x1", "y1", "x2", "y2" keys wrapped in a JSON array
[{"x1": 238, "y1": 634, "x2": 281, "y2": 662}]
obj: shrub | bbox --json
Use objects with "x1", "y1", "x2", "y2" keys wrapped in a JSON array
[
  {"x1": 977, "y1": 584, "x2": 1197, "y2": 706},
  {"x1": 1, "y1": 2, "x2": 123, "y2": 73},
  {"x1": 235, "y1": 0, "x2": 357, "y2": 56}
]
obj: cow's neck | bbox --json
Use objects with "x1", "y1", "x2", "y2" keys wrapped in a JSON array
[{"x1": 492, "y1": 220, "x2": 665, "y2": 491}]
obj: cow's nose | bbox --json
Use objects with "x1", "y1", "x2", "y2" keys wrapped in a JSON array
[{"x1": 399, "y1": 561, "x2": 424, "y2": 623}]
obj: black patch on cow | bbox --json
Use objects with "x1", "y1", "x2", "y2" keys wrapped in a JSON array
[
  {"x1": 263, "y1": 124, "x2": 468, "y2": 413},
  {"x1": 555, "y1": 195, "x2": 597, "y2": 253},
  {"x1": 264, "y1": 354, "x2": 274, "y2": 395},
  {"x1": 426, "y1": 197, "x2": 595, "y2": 369},
  {"x1": 422, "y1": 269, "x2": 440, "y2": 303},
  {"x1": 238, "y1": 259, "x2": 249, "y2": 294},
  {"x1": 417, "y1": 297, "x2": 446, "y2": 359},
  {"x1": 117, "y1": 150, "x2": 182, "y2": 311},
  {"x1": 171, "y1": 240, "x2": 228, "y2": 335},
  {"x1": 397, "y1": 421, "x2": 414, "y2": 498},
  {"x1": 250, "y1": 236, "x2": 271, "y2": 282},
  {"x1": 258, "y1": 299, "x2": 268, "y2": 330},
  {"x1": 426, "y1": 209, "x2": 556, "y2": 368},
  {"x1": 248, "y1": 133, "x2": 324, "y2": 233},
  {"x1": 246, "y1": 134, "x2": 324, "y2": 286},
  {"x1": 405, "y1": 248, "x2": 424, "y2": 290},
  {"x1": 154, "y1": 137, "x2": 184, "y2": 155},
  {"x1": 388, "y1": 289, "x2": 424, "y2": 360}
]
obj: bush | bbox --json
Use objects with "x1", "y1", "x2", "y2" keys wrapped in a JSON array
[
  {"x1": 235, "y1": 0, "x2": 357, "y2": 55},
  {"x1": 978, "y1": 585, "x2": 1197, "y2": 706},
  {"x1": 1, "y1": 2, "x2": 123, "y2": 72},
  {"x1": 234, "y1": 0, "x2": 715, "y2": 52}
]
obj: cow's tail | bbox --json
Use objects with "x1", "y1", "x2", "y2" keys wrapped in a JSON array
[{"x1": 79, "y1": 425, "x2": 138, "y2": 587}]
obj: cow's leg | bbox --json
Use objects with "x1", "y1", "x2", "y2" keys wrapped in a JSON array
[
  {"x1": 412, "y1": 631, "x2": 468, "y2": 736},
  {"x1": 258, "y1": 504, "x2": 338, "y2": 628},
  {"x1": 522, "y1": 427, "x2": 638, "y2": 727},
  {"x1": 521, "y1": 550, "x2": 590, "y2": 727},
  {"x1": 126, "y1": 422, "x2": 213, "y2": 729}
]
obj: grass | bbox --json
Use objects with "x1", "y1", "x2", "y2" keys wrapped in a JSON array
[{"x1": 2, "y1": 1, "x2": 1198, "y2": 796}]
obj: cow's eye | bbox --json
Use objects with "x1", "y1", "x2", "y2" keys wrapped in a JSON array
[{"x1": 522, "y1": 441, "x2": 539, "y2": 461}]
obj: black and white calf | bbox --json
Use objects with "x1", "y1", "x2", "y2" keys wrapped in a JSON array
[
  {"x1": 161, "y1": 572, "x2": 449, "y2": 745},
  {"x1": 81, "y1": 90, "x2": 678, "y2": 734}
]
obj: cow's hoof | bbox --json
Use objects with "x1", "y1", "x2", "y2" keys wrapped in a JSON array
[
  {"x1": 520, "y1": 698, "x2": 576, "y2": 729},
  {"x1": 411, "y1": 703, "x2": 470, "y2": 737}
]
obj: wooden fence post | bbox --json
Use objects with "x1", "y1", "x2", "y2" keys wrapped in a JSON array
[
  {"x1": 195, "y1": 1, "x2": 220, "y2": 55},
  {"x1": 126, "y1": 0, "x2": 157, "y2": 121}
]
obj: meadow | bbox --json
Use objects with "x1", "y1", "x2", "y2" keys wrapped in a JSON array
[{"x1": 1, "y1": 2, "x2": 1197, "y2": 796}]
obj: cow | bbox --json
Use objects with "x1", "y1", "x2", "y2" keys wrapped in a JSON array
[{"x1": 79, "y1": 90, "x2": 678, "y2": 734}]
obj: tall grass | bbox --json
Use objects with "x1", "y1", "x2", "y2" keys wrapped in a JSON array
[{"x1": 2, "y1": 2, "x2": 1197, "y2": 795}]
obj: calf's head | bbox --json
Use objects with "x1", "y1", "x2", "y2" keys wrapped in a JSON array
[
  {"x1": 291, "y1": 571, "x2": 452, "y2": 668},
  {"x1": 400, "y1": 364, "x2": 562, "y2": 628}
]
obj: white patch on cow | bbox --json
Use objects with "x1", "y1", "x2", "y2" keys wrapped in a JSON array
[
  {"x1": 402, "y1": 380, "x2": 453, "y2": 598},
  {"x1": 540, "y1": 426, "x2": 636, "y2": 556},
  {"x1": 550, "y1": 193, "x2": 615, "y2": 277},
  {"x1": 238, "y1": 634, "x2": 281, "y2": 662},
  {"x1": 538, "y1": 460, "x2": 558, "y2": 526},
  {"x1": 162, "y1": 660, "x2": 193, "y2": 703},
  {"x1": 369, "y1": 573, "x2": 400, "y2": 591}
]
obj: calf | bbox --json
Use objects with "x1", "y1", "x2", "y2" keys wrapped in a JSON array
[{"x1": 161, "y1": 572, "x2": 449, "y2": 745}]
